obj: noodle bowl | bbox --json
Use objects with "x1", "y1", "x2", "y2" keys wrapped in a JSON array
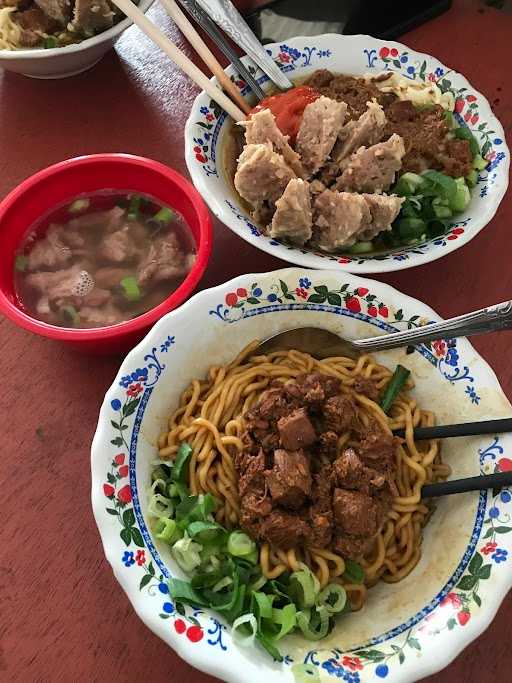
[{"x1": 157, "y1": 341, "x2": 450, "y2": 610}]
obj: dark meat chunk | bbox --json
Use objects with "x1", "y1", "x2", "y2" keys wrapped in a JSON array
[
  {"x1": 137, "y1": 233, "x2": 194, "y2": 287},
  {"x1": 353, "y1": 376, "x2": 380, "y2": 402},
  {"x1": 237, "y1": 449, "x2": 266, "y2": 497},
  {"x1": 259, "y1": 510, "x2": 310, "y2": 549},
  {"x1": 442, "y1": 138, "x2": 473, "y2": 178},
  {"x1": 14, "y1": 5, "x2": 59, "y2": 40},
  {"x1": 357, "y1": 427, "x2": 397, "y2": 474},
  {"x1": 295, "y1": 373, "x2": 341, "y2": 404},
  {"x1": 333, "y1": 488, "x2": 380, "y2": 537},
  {"x1": 277, "y1": 408, "x2": 316, "y2": 450},
  {"x1": 0, "y1": 0, "x2": 31, "y2": 7},
  {"x1": 240, "y1": 492, "x2": 272, "y2": 538},
  {"x1": 323, "y1": 395, "x2": 356, "y2": 434},
  {"x1": 304, "y1": 68, "x2": 334, "y2": 90},
  {"x1": 256, "y1": 387, "x2": 290, "y2": 420},
  {"x1": 309, "y1": 465, "x2": 333, "y2": 548},
  {"x1": 34, "y1": 0, "x2": 70, "y2": 26},
  {"x1": 72, "y1": 0, "x2": 114, "y2": 35},
  {"x1": 334, "y1": 533, "x2": 374, "y2": 560},
  {"x1": 317, "y1": 431, "x2": 338, "y2": 459},
  {"x1": 266, "y1": 449, "x2": 311, "y2": 509},
  {"x1": 385, "y1": 98, "x2": 417, "y2": 123},
  {"x1": 332, "y1": 448, "x2": 386, "y2": 494}
]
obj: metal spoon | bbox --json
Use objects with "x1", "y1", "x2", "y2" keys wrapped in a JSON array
[
  {"x1": 194, "y1": 0, "x2": 294, "y2": 91},
  {"x1": 256, "y1": 300, "x2": 512, "y2": 359}
]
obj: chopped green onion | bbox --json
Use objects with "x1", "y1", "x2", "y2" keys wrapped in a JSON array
[
  {"x1": 443, "y1": 110, "x2": 456, "y2": 128},
  {"x1": 472, "y1": 153, "x2": 488, "y2": 171},
  {"x1": 317, "y1": 584, "x2": 347, "y2": 614},
  {"x1": 244, "y1": 547, "x2": 259, "y2": 565},
  {"x1": 68, "y1": 198, "x2": 90, "y2": 213},
  {"x1": 449, "y1": 178, "x2": 471, "y2": 212},
  {"x1": 60, "y1": 305, "x2": 80, "y2": 327},
  {"x1": 175, "y1": 492, "x2": 217, "y2": 528},
  {"x1": 168, "y1": 577, "x2": 208, "y2": 607},
  {"x1": 148, "y1": 493, "x2": 173, "y2": 519},
  {"x1": 250, "y1": 574, "x2": 267, "y2": 592},
  {"x1": 168, "y1": 481, "x2": 189, "y2": 500},
  {"x1": 256, "y1": 632, "x2": 283, "y2": 661},
  {"x1": 466, "y1": 169, "x2": 478, "y2": 188},
  {"x1": 296, "y1": 606, "x2": 330, "y2": 640},
  {"x1": 396, "y1": 217, "x2": 427, "y2": 239},
  {"x1": 291, "y1": 663, "x2": 321, "y2": 683},
  {"x1": 288, "y1": 568, "x2": 319, "y2": 609},
  {"x1": 227, "y1": 531, "x2": 256, "y2": 558},
  {"x1": 432, "y1": 204, "x2": 452, "y2": 219},
  {"x1": 152, "y1": 465, "x2": 170, "y2": 482},
  {"x1": 453, "y1": 126, "x2": 480, "y2": 156},
  {"x1": 212, "y1": 576, "x2": 233, "y2": 592},
  {"x1": 343, "y1": 559, "x2": 365, "y2": 584},
  {"x1": 171, "y1": 534, "x2": 203, "y2": 572},
  {"x1": 44, "y1": 36, "x2": 57, "y2": 49},
  {"x1": 422, "y1": 170, "x2": 458, "y2": 200},
  {"x1": 348, "y1": 241, "x2": 374, "y2": 254},
  {"x1": 232, "y1": 613, "x2": 258, "y2": 646},
  {"x1": 393, "y1": 172, "x2": 425, "y2": 196},
  {"x1": 120, "y1": 276, "x2": 141, "y2": 302},
  {"x1": 272, "y1": 603, "x2": 297, "y2": 640},
  {"x1": 171, "y1": 442, "x2": 193, "y2": 482},
  {"x1": 154, "y1": 517, "x2": 181, "y2": 544},
  {"x1": 14, "y1": 254, "x2": 28, "y2": 272},
  {"x1": 187, "y1": 520, "x2": 225, "y2": 544},
  {"x1": 127, "y1": 194, "x2": 141, "y2": 220},
  {"x1": 151, "y1": 206, "x2": 176, "y2": 225},
  {"x1": 380, "y1": 364, "x2": 411, "y2": 414}
]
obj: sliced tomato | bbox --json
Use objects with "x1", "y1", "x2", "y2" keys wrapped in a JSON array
[{"x1": 248, "y1": 86, "x2": 320, "y2": 143}]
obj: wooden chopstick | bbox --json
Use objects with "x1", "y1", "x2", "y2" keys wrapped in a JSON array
[
  {"x1": 110, "y1": 0, "x2": 245, "y2": 122},
  {"x1": 421, "y1": 471, "x2": 512, "y2": 498},
  {"x1": 160, "y1": 0, "x2": 250, "y2": 114},
  {"x1": 393, "y1": 417, "x2": 512, "y2": 441}
]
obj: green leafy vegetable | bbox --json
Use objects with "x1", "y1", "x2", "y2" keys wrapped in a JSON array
[
  {"x1": 168, "y1": 578, "x2": 208, "y2": 607},
  {"x1": 44, "y1": 36, "x2": 57, "y2": 49},
  {"x1": 380, "y1": 365, "x2": 411, "y2": 414},
  {"x1": 343, "y1": 559, "x2": 365, "y2": 584},
  {"x1": 120, "y1": 276, "x2": 141, "y2": 302},
  {"x1": 227, "y1": 530, "x2": 256, "y2": 558}
]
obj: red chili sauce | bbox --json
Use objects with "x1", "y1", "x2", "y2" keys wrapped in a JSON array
[{"x1": 248, "y1": 86, "x2": 320, "y2": 143}]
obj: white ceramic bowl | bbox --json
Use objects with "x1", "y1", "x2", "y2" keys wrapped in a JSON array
[
  {"x1": 185, "y1": 33, "x2": 509, "y2": 274},
  {"x1": 91, "y1": 267, "x2": 512, "y2": 683},
  {"x1": 0, "y1": 0, "x2": 153, "y2": 79}
]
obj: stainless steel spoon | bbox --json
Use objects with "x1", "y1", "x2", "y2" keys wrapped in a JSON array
[
  {"x1": 256, "y1": 300, "x2": 512, "y2": 359},
  {"x1": 194, "y1": 0, "x2": 294, "y2": 91}
]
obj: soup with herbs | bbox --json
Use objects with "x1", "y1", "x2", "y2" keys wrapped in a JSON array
[{"x1": 14, "y1": 191, "x2": 196, "y2": 329}]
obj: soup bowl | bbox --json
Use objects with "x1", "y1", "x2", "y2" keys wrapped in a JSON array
[
  {"x1": 0, "y1": 153, "x2": 212, "y2": 354},
  {"x1": 185, "y1": 33, "x2": 509, "y2": 274},
  {"x1": 91, "y1": 266, "x2": 512, "y2": 682}
]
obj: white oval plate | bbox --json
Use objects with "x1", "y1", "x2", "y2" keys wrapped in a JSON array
[{"x1": 91, "y1": 267, "x2": 512, "y2": 682}]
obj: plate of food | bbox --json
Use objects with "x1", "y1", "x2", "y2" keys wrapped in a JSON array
[
  {"x1": 185, "y1": 33, "x2": 509, "y2": 273},
  {"x1": 91, "y1": 266, "x2": 512, "y2": 683}
]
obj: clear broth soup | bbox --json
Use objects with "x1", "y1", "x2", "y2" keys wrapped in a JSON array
[{"x1": 14, "y1": 190, "x2": 196, "y2": 329}]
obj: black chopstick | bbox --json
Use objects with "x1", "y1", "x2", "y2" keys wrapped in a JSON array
[
  {"x1": 422, "y1": 471, "x2": 512, "y2": 498},
  {"x1": 393, "y1": 418, "x2": 512, "y2": 441},
  {"x1": 178, "y1": 0, "x2": 266, "y2": 100}
]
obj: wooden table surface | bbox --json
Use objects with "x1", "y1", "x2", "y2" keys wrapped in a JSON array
[{"x1": 1, "y1": 0, "x2": 511, "y2": 680}]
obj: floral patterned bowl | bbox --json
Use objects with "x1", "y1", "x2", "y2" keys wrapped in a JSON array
[
  {"x1": 184, "y1": 34, "x2": 509, "y2": 273},
  {"x1": 91, "y1": 267, "x2": 512, "y2": 683}
]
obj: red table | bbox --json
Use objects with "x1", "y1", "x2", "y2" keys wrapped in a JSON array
[{"x1": 1, "y1": 1, "x2": 511, "y2": 680}]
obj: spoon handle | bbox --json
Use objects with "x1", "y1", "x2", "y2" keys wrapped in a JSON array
[
  {"x1": 421, "y1": 471, "x2": 512, "y2": 498},
  {"x1": 194, "y1": 0, "x2": 294, "y2": 90},
  {"x1": 353, "y1": 300, "x2": 512, "y2": 352}
]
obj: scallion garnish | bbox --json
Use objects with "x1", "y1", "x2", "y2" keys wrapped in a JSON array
[{"x1": 380, "y1": 364, "x2": 411, "y2": 414}]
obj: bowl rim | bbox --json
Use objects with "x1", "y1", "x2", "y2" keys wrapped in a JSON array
[
  {"x1": 185, "y1": 32, "x2": 509, "y2": 274},
  {"x1": 0, "y1": 0, "x2": 154, "y2": 60},
  {"x1": 91, "y1": 265, "x2": 512, "y2": 683},
  {"x1": 0, "y1": 153, "x2": 213, "y2": 341}
]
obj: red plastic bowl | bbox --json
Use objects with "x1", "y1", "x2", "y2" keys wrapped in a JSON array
[{"x1": 0, "y1": 154, "x2": 213, "y2": 354}]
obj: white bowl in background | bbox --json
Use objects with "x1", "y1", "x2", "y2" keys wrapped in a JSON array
[
  {"x1": 0, "y1": 0, "x2": 153, "y2": 79},
  {"x1": 185, "y1": 33, "x2": 509, "y2": 274}
]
